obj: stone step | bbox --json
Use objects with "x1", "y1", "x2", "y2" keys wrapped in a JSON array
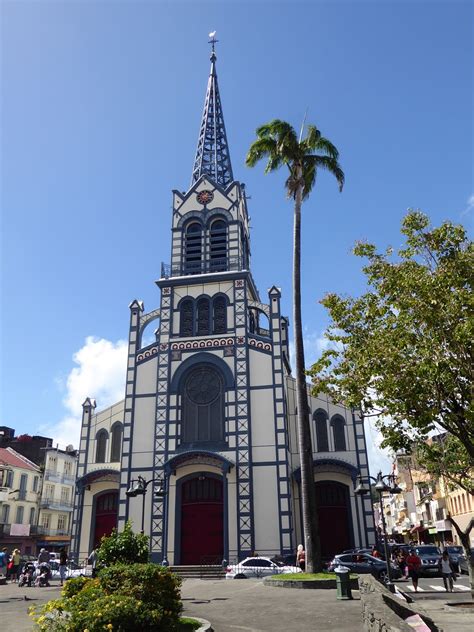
[{"x1": 169, "y1": 565, "x2": 226, "y2": 580}]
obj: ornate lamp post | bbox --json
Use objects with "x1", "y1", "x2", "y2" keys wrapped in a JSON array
[
  {"x1": 126, "y1": 476, "x2": 166, "y2": 534},
  {"x1": 355, "y1": 470, "x2": 402, "y2": 593}
]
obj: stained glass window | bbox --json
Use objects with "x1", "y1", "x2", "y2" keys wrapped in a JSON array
[
  {"x1": 181, "y1": 366, "x2": 224, "y2": 445},
  {"x1": 180, "y1": 299, "x2": 194, "y2": 336},
  {"x1": 96, "y1": 430, "x2": 108, "y2": 463},
  {"x1": 196, "y1": 297, "x2": 211, "y2": 336},
  {"x1": 314, "y1": 410, "x2": 329, "y2": 452},
  {"x1": 213, "y1": 296, "x2": 227, "y2": 334},
  {"x1": 331, "y1": 415, "x2": 347, "y2": 451},
  {"x1": 110, "y1": 423, "x2": 123, "y2": 462}
]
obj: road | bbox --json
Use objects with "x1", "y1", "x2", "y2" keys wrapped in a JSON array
[{"x1": 395, "y1": 574, "x2": 471, "y2": 600}]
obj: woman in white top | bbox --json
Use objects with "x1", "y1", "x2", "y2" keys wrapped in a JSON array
[{"x1": 440, "y1": 550, "x2": 455, "y2": 592}]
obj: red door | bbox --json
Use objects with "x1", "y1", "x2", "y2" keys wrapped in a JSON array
[
  {"x1": 315, "y1": 482, "x2": 351, "y2": 559},
  {"x1": 180, "y1": 476, "x2": 223, "y2": 564},
  {"x1": 94, "y1": 492, "x2": 118, "y2": 547}
]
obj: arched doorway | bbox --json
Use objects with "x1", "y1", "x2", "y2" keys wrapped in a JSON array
[
  {"x1": 180, "y1": 475, "x2": 223, "y2": 564},
  {"x1": 93, "y1": 491, "x2": 118, "y2": 548},
  {"x1": 315, "y1": 481, "x2": 352, "y2": 559}
]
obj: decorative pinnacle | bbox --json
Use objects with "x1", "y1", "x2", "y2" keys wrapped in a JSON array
[
  {"x1": 191, "y1": 32, "x2": 234, "y2": 187},
  {"x1": 208, "y1": 30, "x2": 218, "y2": 57}
]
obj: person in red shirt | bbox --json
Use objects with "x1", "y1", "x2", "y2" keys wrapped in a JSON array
[{"x1": 406, "y1": 549, "x2": 422, "y2": 592}]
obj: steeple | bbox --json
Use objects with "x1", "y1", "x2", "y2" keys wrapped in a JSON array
[{"x1": 191, "y1": 34, "x2": 234, "y2": 188}]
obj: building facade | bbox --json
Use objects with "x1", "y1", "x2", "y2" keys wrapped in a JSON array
[
  {"x1": 0, "y1": 447, "x2": 42, "y2": 554},
  {"x1": 71, "y1": 47, "x2": 375, "y2": 564},
  {"x1": 37, "y1": 448, "x2": 78, "y2": 553}
]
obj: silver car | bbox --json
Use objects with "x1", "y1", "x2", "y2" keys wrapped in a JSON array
[{"x1": 225, "y1": 556, "x2": 302, "y2": 579}]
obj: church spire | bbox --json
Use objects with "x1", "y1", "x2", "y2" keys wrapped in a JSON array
[{"x1": 191, "y1": 33, "x2": 234, "y2": 188}]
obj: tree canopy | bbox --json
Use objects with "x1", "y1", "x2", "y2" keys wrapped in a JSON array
[{"x1": 309, "y1": 211, "x2": 473, "y2": 460}]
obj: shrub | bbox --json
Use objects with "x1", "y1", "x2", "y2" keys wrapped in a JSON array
[
  {"x1": 30, "y1": 564, "x2": 182, "y2": 632},
  {"x1": 96, "y1": 520, "x2": 149, "y2": 566},
  {"x1": 98, "y1": 563, "x2": 182, "y2": 617}
]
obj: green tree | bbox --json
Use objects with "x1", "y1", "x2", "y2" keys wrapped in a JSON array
[
  {"x1": 246, "y1": 120, "x2": 344, "y2": 572},
  {"x1": 96, "y1": 520, "x2": 149, "y2": 567},
  {"x1": 309, "y1": 211, "x2": 473, "y2": 586}
]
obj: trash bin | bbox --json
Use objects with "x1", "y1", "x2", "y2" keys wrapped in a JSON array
[{"x1": 335, "y1": 565, "x2": 352, "y2": 600}]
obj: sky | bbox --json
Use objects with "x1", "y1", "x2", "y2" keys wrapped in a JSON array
[{"x1": 1, "y1": 0, "x2": 472, "y2": 475}]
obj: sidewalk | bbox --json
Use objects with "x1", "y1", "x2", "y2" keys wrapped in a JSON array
[
  {"x1": 181, "y1": 578, "x2": 363, "y2": 631},
  {"x1": 2, "y1": 577, "x2": 363, "y2": 632},
  {"x1": 0, "y1": 580, "x2": 62, "y2": 632}
]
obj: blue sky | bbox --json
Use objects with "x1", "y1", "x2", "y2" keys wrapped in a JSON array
[{"x1": 1, "y1": 1, "x2": 472, "y2": 472}]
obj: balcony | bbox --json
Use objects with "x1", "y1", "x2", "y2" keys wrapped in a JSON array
[
  {"x1": 36, "y1": 527, "x2": 71, "y2": 537},
  {"x1": 44, "y1": 469, "x2": 75, "y2": 484},
  {"x1": 161, "y1": 257, "x2": 242, "y2": 279},
  {"x1": 40, "y1": 498, "x2": 74, "y2": 511}
]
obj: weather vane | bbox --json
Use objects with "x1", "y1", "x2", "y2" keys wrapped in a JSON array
[{"x1": 208, "y1": 30, "x2": 218, "y2": 53}]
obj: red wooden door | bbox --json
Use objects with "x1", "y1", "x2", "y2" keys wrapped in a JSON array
[
  {"x1": 94, "y1": 492, "x2": 118, "y2": 548},
  {"x1": 180, "y1": 477, "x2": 223, "y2": 564},
  {"x1": 315, "y1": 482, "x2": 351, "y2": 559}
]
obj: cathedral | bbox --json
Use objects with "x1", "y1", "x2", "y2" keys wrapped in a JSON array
[{"x1": 71, "y1": 44, "x2": 375, "y2": 566}]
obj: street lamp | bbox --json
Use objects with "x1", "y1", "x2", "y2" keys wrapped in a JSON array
[
  {"x1": 126, "y1": 476, "x2": 166, "y2": 534},
  {"x1": 355, "y1": 470, "x2": 402, "y2": 593}
]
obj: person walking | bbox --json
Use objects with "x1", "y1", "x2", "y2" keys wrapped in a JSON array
[
  {"x1": 0, "y1": 547, "x2": 9, "y2": 580},
  {"x1": 296, "y1": 544, "x2": 306, "y2": 571},
  {"x1": 406, "y1": 548, "x2": 422, "y2": 592},
  {"x1": 10, "y1": 548, "x2": 21, "y2": 583},
  {"x1": 399, "y1": 549, "x2": 409, "y2": 580},
  {"x1": 88, "y1": 549, "x2": 98, "y2": 578},
  {"x1": 59, "y1": 547, "x2": 68, "y2": 586},
  {"x1": 440, "y1": 550, "x2": 455, "y2": 592},
  {"x1": 38, "y1": 548, "x2": 50, "y2": 564}
]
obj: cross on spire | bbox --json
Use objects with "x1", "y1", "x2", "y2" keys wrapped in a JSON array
[{"x1": 191, "y1": 32, "x2": 234, "y2": 188}]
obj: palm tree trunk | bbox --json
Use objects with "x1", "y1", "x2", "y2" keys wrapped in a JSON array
[{"x1": 293, "y1": 164, "x2": 321, "y2": 573}]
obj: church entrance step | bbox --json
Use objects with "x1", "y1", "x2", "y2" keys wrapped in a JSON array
[{"x1": 169, "y1": 565, "x2": 226, "y2": 580}]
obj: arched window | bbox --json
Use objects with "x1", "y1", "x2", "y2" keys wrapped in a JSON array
[
  {"x1": 314, "y1": 409, "x2": 329, "y2": 452},
  {"x1": 180, "y1": 299, "x2": 194, "y2": 337},
  {"x1": 95, "y1": 430, "x2": 108, "y2": 463},
  {"x1": 196, "y1": 297, "x2": 211, "y2": 336},
  {"x1": 331, "y1": 415, "x2": 347, "y2": 451},
  {"x1": 181, "y1": 366, "x2": 225, "y2": 446},
  {"x1": 209, "y1": 219, "x2": 227, "y2": 271},
  {"x1": 213, "y1": 296, "x2": 227, "y2": 334},
  {"x1": 110, "y1": 423, "x2": 123, "y2": 462},
  {"x1": 184, "y1": 222, "x2": 203, "y2": 274}
]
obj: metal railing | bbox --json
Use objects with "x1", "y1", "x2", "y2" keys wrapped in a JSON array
[
  {"x1": 40, "y1": 498, "x2": 74, "y2": 510},
  {"x1": 161, "y1": 257, "x2": 242, "y2": 279}
]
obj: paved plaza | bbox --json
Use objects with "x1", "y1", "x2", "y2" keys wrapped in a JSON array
[{"x1": 1, "y1": 575, "x2": 472, "y2": 631}]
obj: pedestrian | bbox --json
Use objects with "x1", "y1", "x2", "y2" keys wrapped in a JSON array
[
  {"x1": 88, "y1": 549, "x2": 98, "y2": 578},
  {"x1": 10, "y1": 548, "x2": 21, "y2": 583},
  {"x1": 296, "y1": 544, "x2": 305, "y2": 571},
  {"x1": 38, "y1": 548, "x2": 50, "y2": 564},
  {"x1": 440, "y1": 550, "x2": 455, "y2": 592},
  {"x1": 399, "y1": 549, "x2": 409, "y2": 580},
  {"x1": 0, "y1": 547, "x2": 9, "y2": 580},
  {"x1": 406, "y1": 548, "x2": 422, "y2": 592},
  {"x1": 59, "y1": 547, "x2": 68, "y2": 586}
]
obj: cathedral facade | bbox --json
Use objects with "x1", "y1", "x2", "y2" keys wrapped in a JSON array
[{"x1": 71, "y1": 48, "x2": 375, "y2": 565}]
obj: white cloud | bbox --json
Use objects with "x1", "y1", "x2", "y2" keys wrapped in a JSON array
[
  {"x1": 461, "y1": 194, "x2": 474, "y2": 218},
  {"x1": 42, "y1": 336, "x2": 128, "y2": 449},
  {"x1": 363, "y1": 415, "x2": 393, "y2": 476}
]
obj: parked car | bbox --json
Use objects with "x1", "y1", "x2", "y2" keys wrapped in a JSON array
[
  {"x1": 413, "y1": 545, "x2": 441, "y2": 577},
  {"x1": 327, "y1": 553, "x2": 402, "y2": 581},
  {"x1": 454, "y1": 547, "x2": 473, "y2": 575},
  {"x1": 225, "y1": 556, "x2": 302, "y2": 579},
  {"x1": 342, "y1": 548, "x2": 373, "y2": 555}
]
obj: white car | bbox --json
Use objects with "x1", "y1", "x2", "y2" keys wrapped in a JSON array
[{"x1": 225, "y1": 556, "x2": 302, "y2": 579}]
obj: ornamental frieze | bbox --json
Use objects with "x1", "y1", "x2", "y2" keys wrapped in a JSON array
[
  {"x1": 171, "y1": 337, "x2": 234, "y2": 351},
  {"x1": 248, "y1": 338, "x2": 272, "y2": 352}
]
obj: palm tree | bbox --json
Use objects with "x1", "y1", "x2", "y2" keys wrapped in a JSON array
[{"x1": 246, "y1": 120, "x2": 344, "y2": 572}]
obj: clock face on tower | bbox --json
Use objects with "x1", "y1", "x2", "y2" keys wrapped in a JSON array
[{"x1": 196, "y1": 190, "x2": 214, "y2": 205}]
